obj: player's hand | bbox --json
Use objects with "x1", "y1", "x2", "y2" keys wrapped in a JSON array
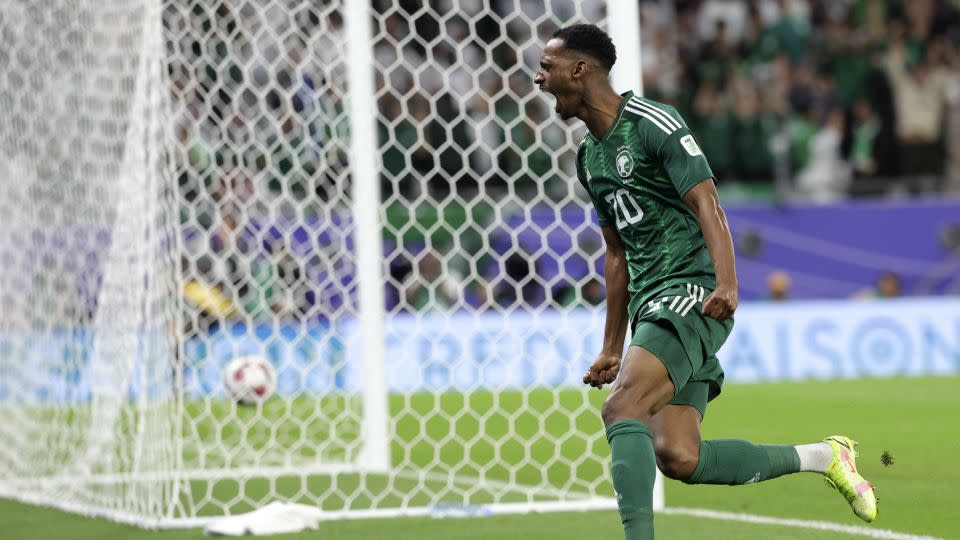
[
  {"x1": 583, "y1": 353, "x2": 621, "y2": 389},
  {"x1": 702, "y1": 285, "x2": 738, "y2": 320}
]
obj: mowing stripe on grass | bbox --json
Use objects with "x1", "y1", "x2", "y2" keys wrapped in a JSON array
[
  {"x1": 392, "y1": 469, "x2": 593, "y2": 500},
  {"x1": 662, "y1": 507, "x2": 943, "y2": 540}
]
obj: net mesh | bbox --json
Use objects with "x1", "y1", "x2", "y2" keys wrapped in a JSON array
[
  {"x1": 0, "y1": 0, "x2": 179, "y2": 521},
  {"x1": 0, "y1": 0, "x2": 620, "y2": 525}
]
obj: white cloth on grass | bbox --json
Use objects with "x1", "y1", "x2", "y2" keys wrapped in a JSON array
[{"x1": 204, "y1": 501, "x2": 325, "y2": 536}]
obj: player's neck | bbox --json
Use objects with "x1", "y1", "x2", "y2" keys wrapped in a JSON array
[{"x1": 577, "y1": 84, "x2": 626, "y2": 140}]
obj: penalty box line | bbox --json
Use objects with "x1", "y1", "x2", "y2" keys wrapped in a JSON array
[{"x1": 661, "y1": 506, "x2": 943, "y2": 540}]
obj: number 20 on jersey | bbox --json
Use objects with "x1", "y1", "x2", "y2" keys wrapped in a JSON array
[{"x1": 604, "y1": 188, "x2": 644, "y2": 230}]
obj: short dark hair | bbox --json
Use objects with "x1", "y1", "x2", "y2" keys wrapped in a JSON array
[{"x1": 552, "y1": 24, "x2": 617, "y2": 71}]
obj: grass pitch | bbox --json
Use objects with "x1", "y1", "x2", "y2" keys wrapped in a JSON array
[{"x1": 1, "y1": 376, "x2": 957, "y2": 539}]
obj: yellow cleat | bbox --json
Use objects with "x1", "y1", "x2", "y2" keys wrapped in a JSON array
[{"x1": 823, "y1": 435, "x2": 878, "y2": 522}]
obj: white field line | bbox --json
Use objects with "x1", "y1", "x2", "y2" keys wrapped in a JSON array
[{"x1": 661, "y1": 507, "x2": 944, "y2": 540}]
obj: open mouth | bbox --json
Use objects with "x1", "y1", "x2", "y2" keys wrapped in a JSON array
[
  {"x1": 539, "y1": 85, "x2": 561, "y2": 115},
  {"x1": 545, "y1": 90, "x2": 559, "y2": 113}
]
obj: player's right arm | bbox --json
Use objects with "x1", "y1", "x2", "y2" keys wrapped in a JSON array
[{"x1": 583, "y1": 225, "x2": 629, "y2": 389}]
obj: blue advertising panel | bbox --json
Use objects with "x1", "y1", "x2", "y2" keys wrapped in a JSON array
[
  {"x1": 1, "y1": 298, "x2": 957, "y2": 404},
  {"x1": 718, "y1": 298, "x2": 960, "y2": 382}
]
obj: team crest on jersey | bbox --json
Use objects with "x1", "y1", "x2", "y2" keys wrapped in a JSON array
[{"x1": 616, "y1": 148, "x2": 634, "y2": 178}]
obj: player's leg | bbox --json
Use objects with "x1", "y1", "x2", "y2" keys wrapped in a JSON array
[
  {"x1": 649, "y1": 403, "x2": 702, "y2": 481},
  {"x1": 650, "y1": 384, "x2": 800, "y2": 485},
  {"x1": 653, "y1": 379, "x2": 802, "y2": 485},
  {"x1": 642, "y1": 285, "x2": 877, "y2": 522},
  {"x1": 600, "y1": 342, "x2": 676, "y2": 540},
  {"x1": 651, "y1": 380, "x2": 878, "y2": 522}
]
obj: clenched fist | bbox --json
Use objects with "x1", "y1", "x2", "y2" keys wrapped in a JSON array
[
  {"x1": 583, "y1": 352, "x2": 621, "y2": 389},
  {"x1": 701, "y1": 284, "x2": 738, "y2": 320}
]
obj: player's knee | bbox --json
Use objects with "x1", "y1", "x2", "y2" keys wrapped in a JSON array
[
  {"x1": 600, "y1": 393, "x2": 621, "y2": 426},
  {"x1": 653, "y1": 438, "x2": 699, "y2": 480},
  {"x1": 601, "y1": 386, "x2": 657, "y2": 426}
]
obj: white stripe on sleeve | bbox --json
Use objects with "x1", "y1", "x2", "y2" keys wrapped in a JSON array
[
  {"x1": 624, "y1": 105, "x2": 674, "y2": 135},
  {"x1": 629, "y1": 98, "x2": 682, "y2": 131}
]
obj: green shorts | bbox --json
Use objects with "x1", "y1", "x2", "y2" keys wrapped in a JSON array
[{"x1": 630, "y1": 284, "x2": 733, "y2": 418}]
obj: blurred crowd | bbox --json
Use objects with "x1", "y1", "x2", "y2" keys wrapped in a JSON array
[
  {"x1": 641, "y1": 0, "x2": 960, "y2": 200},
  {"x1": 167, "y1": 0, "x2": 960, "y2": 211},
  {"x1": 165, "y1": 0, "x2": 959, "y2": 324},
  {"x1": 373, "y1": 0, "x2": 602, "y2": 200},
  {"x1": 169, "y1": 0, "x2": 608, "y2": 323},
  {"x1": 375, "y1": 0, "x2": 960, "y2": 202}
]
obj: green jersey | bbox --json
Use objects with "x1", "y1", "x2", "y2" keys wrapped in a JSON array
[{"x1": 576, "y1": 91, "x2": 717, "y2": 325}]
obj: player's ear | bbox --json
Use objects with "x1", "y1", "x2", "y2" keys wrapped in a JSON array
[{"x1": 572, "y1": 59, "x2": 587, "y2": 79}]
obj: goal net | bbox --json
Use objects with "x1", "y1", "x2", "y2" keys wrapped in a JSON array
[
  {"x1": 0, "y1": 0, "x2": 180, "y2": 525},
  {"x1": 0, "y1": 0, "x2": 656, "y2": 526}
]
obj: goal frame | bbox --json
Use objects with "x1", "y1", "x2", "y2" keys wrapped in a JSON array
[
  {"x1": 0, "y1": 0, "x2": 664, "y2": 528},
  {"x1": 339, "y1": 0, "x2": 662, "y2": 524}
]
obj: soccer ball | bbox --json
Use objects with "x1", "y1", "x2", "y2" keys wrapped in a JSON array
[{"x1": 223, "y1": 355, "x2": 276, "y2": 405}]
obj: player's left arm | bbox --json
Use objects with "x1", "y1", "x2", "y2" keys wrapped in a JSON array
[
  {"x1": 648, "y1": 108, "x2": 738, "y2": 320},
  {"x1": 682, "y1": 180, "x2": 738, "y2": 320}
]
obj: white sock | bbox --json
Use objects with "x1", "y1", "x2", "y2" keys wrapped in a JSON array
[{"x1": 794, "y1": 442, "x2": 833, "y2": 473}]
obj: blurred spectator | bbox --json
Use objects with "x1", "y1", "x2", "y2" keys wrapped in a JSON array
[
  {"x1": 640, "y1": 4, "x2": 679, "y2": 98},
  {"x1": 771, "y1": 0, "x2": 811, "y2": 64},
  {"x1": 693, "y1": 83, "x2": 735, "y2": 180},
  {"x1": 270, "y1": 248, "x2": 314, "y2": 321},
  {"x1": 730, "y1": 76, "x2": 778, "y2": 182},
  {"x1": 884, "y1": 31, "x2": 949, "y2": 191},
  {"x1": 795, "y1": 107, "x2": 851, "y2": 201},
  {"x1": 402, "y1": 251, "x2": 463, "y2": 312},
  {"x1": 741, "y1": 2, "x2": 784, "y2": 65},
  {"x1": 492, "y1": 252, "x2": 545, "y2": 308},
  {"x1": 265, "y1": 117, "x2": 324, "y2": 202},
  {"x1": 849, "y1": 99, "x2": 880, "y2": 178},
  {"x1": 765, "y1": 270, "x2": 792, "y2": 301},
  {"x1": 555, "y1": 277, "x2": 606, "y2": 308},
  {"x1": 699, "y1": 19, "x2": 739, "y2": 88},
  {"x1": 854, "y1": 271, "x2": 904, "y2": 299},
  {"x1": 379, "y1": 95, "x2": 421, "y2": 198},
  {"x1": 876, "y1": 271, "x2": 904, "y2": 298},
  {"x1": 946, "y1": 44, "x2": 960, "y2": 195},
  {"x1": 182, "y1": 253, "x2": 235, "y2": 334}
]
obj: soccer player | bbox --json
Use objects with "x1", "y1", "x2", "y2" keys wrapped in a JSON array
[{"x1": 534, "y1": 24, "x2": 877, "y2": 539}]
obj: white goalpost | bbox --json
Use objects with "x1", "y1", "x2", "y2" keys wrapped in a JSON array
[
  {"x1": 345, "y1": 0, "x2": 390, "y2": 475},
  {"x1": 0, "y1": 0, "x2": 659, "y2": 527}
]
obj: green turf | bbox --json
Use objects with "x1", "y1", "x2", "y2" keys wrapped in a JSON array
[
  {"x1": 667, "y1": 376, "x2": 960, "y2": 539},
  {"x1": 178, "y1": 388, "x2": 609, "y2": 517},
  {"x1": 1, "y1": 376, "x2": 957, "y2": 539},
  {"x1": 0, "y1": 504, "x2": 905, "y2": 540}
]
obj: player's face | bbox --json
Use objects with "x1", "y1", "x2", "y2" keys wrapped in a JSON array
[{"x1": 534, "y1": 39, "x2": 581, "y2": 120}]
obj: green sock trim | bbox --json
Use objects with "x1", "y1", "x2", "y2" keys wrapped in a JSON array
[
  {"x1": 686, "y1": 440, "x2": 801, "y2": 486},
  {"x1": 686, "y1": 440, "x2": 712, "y2": 484},
  {"x1": 772, "y1": 445, "x2": 802, "y2": 477},
  {"x1": 605, "y1": 419, "x2": 653, "y2": 443}
]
